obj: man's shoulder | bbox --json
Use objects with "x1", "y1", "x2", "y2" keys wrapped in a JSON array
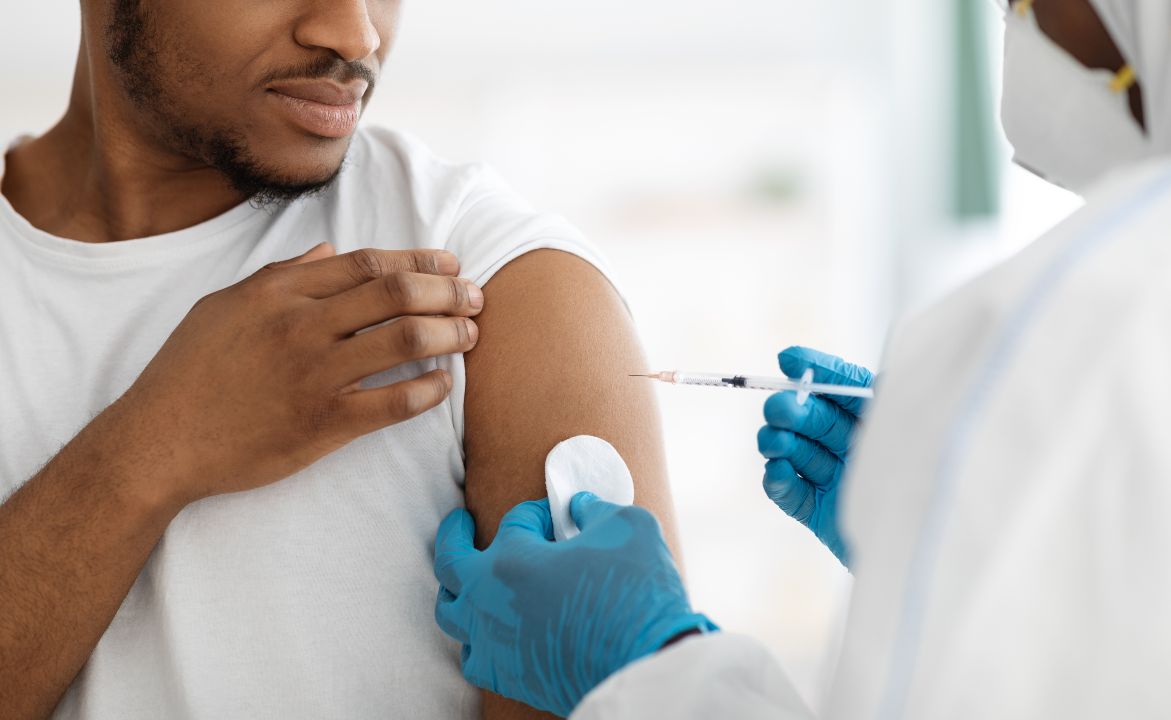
[
  {"x1": 333, "y1": 126, "x2": 594, "y2": 286},
  {"x1": 327, "y1": 126, "x2": 521, "y2": 250},
  {"x1": 344, "y1": 126, "x2": 494, "y2": 211}
]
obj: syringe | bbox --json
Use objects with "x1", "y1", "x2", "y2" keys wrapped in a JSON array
[{"x1": 631, "y1": 370, "x2": 874, "y2": 404}]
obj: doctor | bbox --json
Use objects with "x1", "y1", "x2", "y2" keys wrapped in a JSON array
[{"x1": 433, "y1": 0, "x2": 1171, "y2": 717}]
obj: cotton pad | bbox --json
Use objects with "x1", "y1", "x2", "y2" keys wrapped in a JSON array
[{"x1": 545, "y1": 435, "x2": 635, "y2": 541}]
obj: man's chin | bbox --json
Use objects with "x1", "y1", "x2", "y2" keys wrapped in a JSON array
[
  {"x1": 237, "y1": 169, "x2": 343, "y2": 207},
  {"x1": 248, "y1": 129, "x2": 354, "y2": 172},
  {"x1": 211, "y1": 145, "x2": 347, "y2": 206},
  {"x1": 174, "y1": 120, "x2": 352, "y2": 206}
]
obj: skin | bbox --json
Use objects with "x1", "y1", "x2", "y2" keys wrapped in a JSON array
[
  {"x1": 463, "y1": 250, "x2": 679, "y2": 720},
  {"x1": 0, "y1": 1, "x2": 678, "y2": 718},
  {"x1": 1013, "y1": 0, "x2": 1145, "y2": 126}
]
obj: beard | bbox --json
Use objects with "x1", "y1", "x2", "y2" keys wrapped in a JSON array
[{"x1": 103, "y1": 0, "x2": 341, "y2": 208}]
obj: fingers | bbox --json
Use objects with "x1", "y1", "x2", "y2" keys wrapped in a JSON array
[
  {"x1": 336, "y1": 368, "x2": 454, "y2": 436},
  {"x1": 335, "y1": 317, "x2": 479, "y2": 385},
  {"x1": 435, "y1": 586, "x2": 471, "y2": 644},
  {"x1": 778, "y1": 346, "x2": 874, "y2": 415},
  {"x1": 497, "y1": 499, "x2": 555, "y2": 543},
  {"x1": 763, "y1": 391, "x2": 857, "y2": 457},
  {"x1": 433, "y1": 509, "x2": 478, "y2": 645},
  {"x1": 434, "y1": 509, "x2": 478, "y2": 595},
  {"x1": 569, "y1": 491, "x2": 622, "y2": 532},
  {"x1": 757, "y1": 426, "x2": 840, "y2": 487},
  {"x1": 459, "y1": 645, "x2": 490, "y2": 695},
  {"x1": 275, "y1": 248, "x2": 461, "y2": 299},
  {"x1": 763, "y1": 459, "x2": 817, "y2": 524},
  {"x1": 320, "y1": 272, "x2": 484, "y2": 336}
]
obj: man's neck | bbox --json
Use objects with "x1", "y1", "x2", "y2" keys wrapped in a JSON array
[{"x1": 1, "y1": 51, "x2": 249, "y2": 244}]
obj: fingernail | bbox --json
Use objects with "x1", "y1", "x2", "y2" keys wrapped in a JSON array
[
  {"x1": 466, "y1": 283, "x2": 484, "y2": 311},
  {"x1": 465, "y1": 318, "x2": 479, "y2": 344},
  {"x1": 436, "y1": 251, "x2": 460, "y2": 276}
]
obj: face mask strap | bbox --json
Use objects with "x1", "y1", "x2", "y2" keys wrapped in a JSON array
[
  {"x1": 1110, "y1": 65, "x2": 1137, "y2": 94},
  {"x1": 1014, "y1": 0, "x2": 1136, "y2": 96}
]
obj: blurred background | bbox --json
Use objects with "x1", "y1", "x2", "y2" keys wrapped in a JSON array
[{"x1": 1, "y1": 0, "x2": 1085, "y2": 712}]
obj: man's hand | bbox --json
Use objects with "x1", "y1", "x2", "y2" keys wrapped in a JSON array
[
  {"x1": 115, "y1": 242, "x2": 483, "y2": 507},
  {"x1": 434, "y1": 493, "x2": 715, "y2": 718},
  {"x1": 757, "y1": 346, "x2": 874, "y2": 567}
]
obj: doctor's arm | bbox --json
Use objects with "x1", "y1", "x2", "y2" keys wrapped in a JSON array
[
  {"x1": 461, "y1": 249, "x2": 681, "y2": 719},
  {"x1": 572, "y1": 626, "x2": 812, "y2": 720}
]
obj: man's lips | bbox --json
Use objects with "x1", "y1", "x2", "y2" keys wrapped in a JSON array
[
  {"x1": 268, "y1": 79, "x2": 368, "y2": 106},
  {"x1": 266, "y1": 79, "x2": 369, "y2": 139}
]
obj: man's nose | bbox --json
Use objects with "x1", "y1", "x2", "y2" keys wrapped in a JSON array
[{"x1": 293, "y1": 0, "x2": 382, "y2": 63}]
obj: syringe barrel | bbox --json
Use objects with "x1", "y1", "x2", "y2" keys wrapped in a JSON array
[
  {"x1": 669, "y1": 372, "x2": 732, "y2": 387},
  {"x1": 666, "y1": 372, "x2": 875, "y2": 398},
  {"x1": 672, "y1": 373, "x2": 796, "y2": 391}
]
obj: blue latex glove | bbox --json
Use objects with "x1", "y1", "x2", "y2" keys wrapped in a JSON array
[
  {"x1": 756, "y1": 346, "x2": 875, "y2": 567},
  {"x1": 433, "y1": 494, "x2": 716, "y2": 718}
]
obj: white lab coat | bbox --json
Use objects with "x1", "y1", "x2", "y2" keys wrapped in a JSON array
[{"x1": 574, "y1": 158, "x2": 1171, "y2": 720}]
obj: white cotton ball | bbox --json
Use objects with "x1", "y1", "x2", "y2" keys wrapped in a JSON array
[{"x1": 545, "y1": 435, "x2": 635, "y2": 541}]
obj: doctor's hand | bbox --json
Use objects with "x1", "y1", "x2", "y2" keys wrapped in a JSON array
[
  {"x1": 757, "y1": 346, "x2": 874, "y2": 567},
  {"x1": 433, "y1": 494, "x2": 716, "y2": 718}
]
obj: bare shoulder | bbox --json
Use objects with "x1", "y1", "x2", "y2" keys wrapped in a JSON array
[
  {"x1": 463, "y1": 248, "x2": 680, "y2": 719},
  {"x1": 463, "y1": 248, "x2": 678, "y2": 545}
]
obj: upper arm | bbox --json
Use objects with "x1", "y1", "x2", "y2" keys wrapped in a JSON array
[{"x1": 462, "y1": 249, "x2": 681, "y2": 719}]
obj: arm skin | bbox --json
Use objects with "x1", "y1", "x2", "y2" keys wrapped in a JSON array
[
  {"x1": 463, "y1": 249, "x2": 682, "y2": 720},
  {"x1": 0, "y1": 403, "x2": 184, "y2": 720}
]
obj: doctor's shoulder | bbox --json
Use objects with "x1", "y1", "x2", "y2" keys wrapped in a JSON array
[{"x1": 902, "y1": 156, "x2": 1171, "y2": 343}]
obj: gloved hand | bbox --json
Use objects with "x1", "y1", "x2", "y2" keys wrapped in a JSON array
[
  {"x1": 433, "y1": 494, "x2": 716, "y2": 718},
  {"x1": 756, "y1": 346, "x2": 874, "y2": 567}
]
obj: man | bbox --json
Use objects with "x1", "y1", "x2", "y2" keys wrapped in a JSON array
[
  {"x1": 433, "y1": 0, "x2": 1171, "y2": 717},
  {"x1": 0, "y1": 2, "x2": 678, "y2": 719}
]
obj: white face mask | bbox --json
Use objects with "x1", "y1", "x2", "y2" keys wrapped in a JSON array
[{"x1": 1000, "y1": 2, "x2": 1149, "y2": 194}]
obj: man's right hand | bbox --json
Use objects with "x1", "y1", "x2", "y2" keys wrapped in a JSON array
[{"x1": 111, "y1": 242, "x2": 482, "y2": 509}]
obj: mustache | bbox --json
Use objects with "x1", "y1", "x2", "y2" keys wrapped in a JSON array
[{"x1": 260, "y1": 55, "x2": 376, "y2": 90}]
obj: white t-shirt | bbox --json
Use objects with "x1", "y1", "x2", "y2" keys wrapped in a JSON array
[{"x1": 0, "y1": 127, "x2": 611, "y2": 719}]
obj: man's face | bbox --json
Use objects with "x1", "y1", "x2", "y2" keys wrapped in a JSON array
[{"x1": 103, "y1": 0, "x2": 398, "y2": 204}]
